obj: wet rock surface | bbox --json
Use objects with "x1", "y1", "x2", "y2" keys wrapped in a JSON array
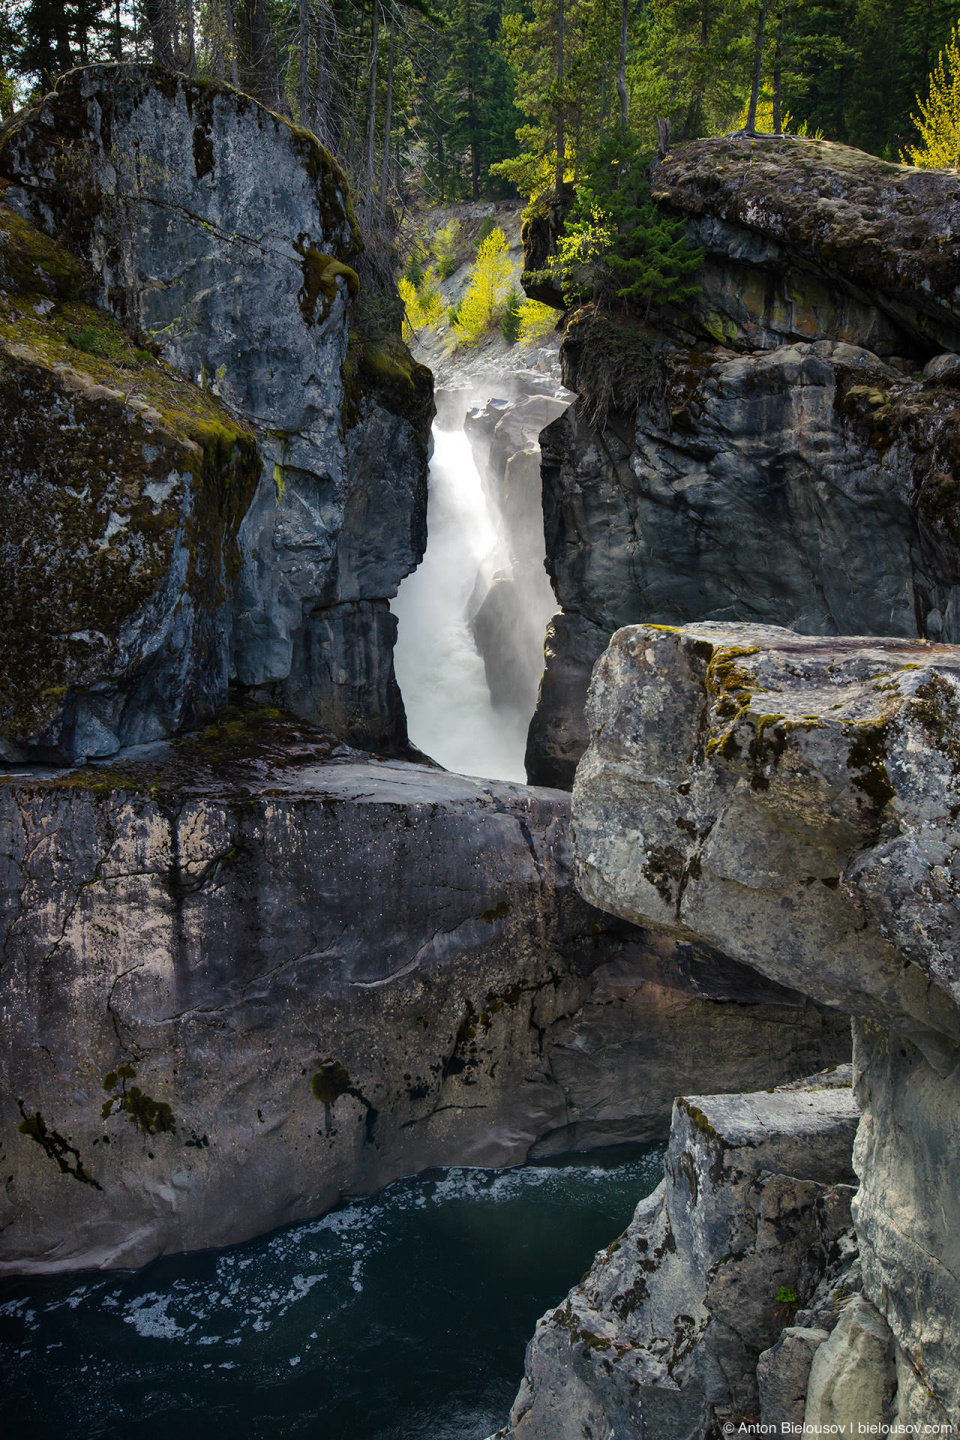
[
  {"x1": 0, "y1": 64, "x2": 430, "y2": 760},
  {"x1": 568, "y1": 620, "x2": 960, "y2": 1431}
]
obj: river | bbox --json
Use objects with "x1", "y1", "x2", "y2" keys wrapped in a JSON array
[{"x1": 0, "y1": 1145, "x2": 664, "y2": 1440}]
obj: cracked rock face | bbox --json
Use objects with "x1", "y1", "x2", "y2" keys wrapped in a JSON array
[
  {"x1": 526, "y1": 136, "x2": 960, "y2": 787},
  {"x1": 652, "y1": 135, "x2": 960, "y2": 354},
  {"x1": 497, "y1": 1079, "x2": 858, "y2": 1440},
  {"x1": 0, "y1": 717, "x2": 848, "y2": 1274},
  {"x1": 0, "y1": 65, "x2": 430, "y2": 758},
  {"x1": 572, "y1": 620, "x2": 960, "y2": 1429},
  {"x1": 0, "y1": 202, "x2": 261, "y2": 764}
]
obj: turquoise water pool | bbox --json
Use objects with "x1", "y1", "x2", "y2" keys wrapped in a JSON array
[{"x1": 0, "y1": 1144, "x2": 664, "y2": 1440}]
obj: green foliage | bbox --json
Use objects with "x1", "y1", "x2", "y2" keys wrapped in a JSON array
[
  {"x1": 403, "y1": 248, "x2": 427, "y2": 288},
  {"x1": 500, "y1": 284, "x2": 523, "y2": 342},
  {"x1": 901, "y1": 24, "x2": 960, "y2": 167},
  {"x1": 433, "y1": 219, "x2": 463, "y2": 279},
  {"x1": 476, "y1": 215, "x2": 496, "y2": 249},
  {"x1": 101, "y1": 1064, "x2": 175, "y2": 1136},
  {"x1": 71, "y1": 325, "x2": 122, "y2": 359},
  {"x1": 776, "y1": 1286, "x2": 799, "y2": 1306},
  {"x1": 518, "y1": 297, "x2": 561, "y2": 345},
  {"x1": 552, "y1": 128, "x2": 703, "y2": 318},
  {"x1": 399, "y1": 266, "x2": 445, "y2": 338},
  {"x1": 452, "y1": 224, "x2": 513, "y2": 346},
  {"x1": 430, "y1": 0, "x2": 524, "y2": 200}
]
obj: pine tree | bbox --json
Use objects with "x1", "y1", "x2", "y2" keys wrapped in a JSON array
[
  {"x1": 552, "y1": 127, "x2": 703, "y2": 316},
  {"x1": 500, "y1": 284, "x2": 523, "y2": 340}
]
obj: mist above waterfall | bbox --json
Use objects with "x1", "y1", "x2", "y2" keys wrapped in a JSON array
[{"x1": 392, "y1": 383, "x2": 565, "y2": 784}]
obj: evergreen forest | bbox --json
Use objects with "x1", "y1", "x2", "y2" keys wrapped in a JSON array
[{"x1": 2, "y1": 0, "x2": 959, "y2": 225}]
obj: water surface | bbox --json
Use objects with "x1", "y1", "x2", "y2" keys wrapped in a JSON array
[{"x1": 1, "y1": 1145, "x2": 664, "y2": 1440}]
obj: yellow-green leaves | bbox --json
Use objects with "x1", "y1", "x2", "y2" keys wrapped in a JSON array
[
  {"x1": 902, "y1": 25, "x2": 960, "y2": 169},
  {"x1": 452, "y1": 226, "x2": 513, "y2": 347}
]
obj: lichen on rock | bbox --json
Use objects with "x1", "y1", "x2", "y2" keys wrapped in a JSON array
[{"x1": 568, "y1": 619, "x2": 960, "y2": 1432}]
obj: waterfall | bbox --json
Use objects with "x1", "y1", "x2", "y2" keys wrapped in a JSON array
[
  {"x1": 394, "y1": 385, "x2": 570, "y2": 783},
  {"x1": 392, "y1": 425, "x2": 531, "y2": 782}
]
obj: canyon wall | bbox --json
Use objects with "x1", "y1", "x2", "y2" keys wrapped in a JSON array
[
  {"x1": 0, "y1": 64, "x2": 431, "y2": 763},
  {"x1": 0, "y1": 707, "x2": 847, "y2": 1273},
  {"x1": 501, "y1": 623, "x2": 960, "y2": 1435},
  {"x1": 525, "y1": 136, "x2": 960, "y2": 786},
  {"x1": 0, "y1": 70, "x2": 854, "y2": 1278}
]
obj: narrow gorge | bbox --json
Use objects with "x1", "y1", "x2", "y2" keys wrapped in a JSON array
[{"x1": 0, "y1": 56, "x2": 958, "y2": 1440}]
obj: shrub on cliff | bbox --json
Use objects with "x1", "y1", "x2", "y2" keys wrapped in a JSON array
[
  {"x1": 552, "y1": 128, "x2": 703, "y2": 319},
  {"x1": 901, "y1": 24, "x2": 960, "y2": 168},
  {"x1": 432, "y1": 219, "x2": 462, "y2": 279}
]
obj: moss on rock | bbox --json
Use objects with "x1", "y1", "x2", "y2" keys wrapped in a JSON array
[{"x1": 0, "y1": 202, "x2": 261, "y2": 753}]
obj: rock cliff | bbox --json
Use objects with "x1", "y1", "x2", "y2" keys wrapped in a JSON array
[
  {"x1": 560, "y1": 621, "x2": 960, "y2": 1432},
  {"x1": 525, "y1": 136, "x2": 960, "y2": 787},
  {"x1": 499, "y1": 1072, "x2": 860, "y2": 1439},
  {"x1": 0, "y1": 64, "x2": 431, "y2": 762},
  {"x1": 0, "y1": 706, "x2": 847, "y2": 1273}
]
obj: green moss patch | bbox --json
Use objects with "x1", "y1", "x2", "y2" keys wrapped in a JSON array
[
  {"x1": 0, "y1": 202, "x2": 261, "y2": 747},
  {"x1": 101, "y1": 1065, "x2": 175, "y2": 1136}
]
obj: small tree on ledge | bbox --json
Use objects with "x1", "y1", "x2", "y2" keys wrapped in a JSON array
[{"x1": 552, "y1": 127, "x2": 703, "y2": 320}]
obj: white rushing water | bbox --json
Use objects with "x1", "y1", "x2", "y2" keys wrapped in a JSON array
[{"x1": 392, "y1": 426, "x2": 532, "y2": 783}]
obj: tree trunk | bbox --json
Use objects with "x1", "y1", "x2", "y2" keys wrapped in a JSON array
[
  {"x1": 773, "y1": 31, "x2": 782, "y2": 133},
  {"x1": 617, "y1": 0, "x2": 628, "y2": 126},
  {"x1": 745, "y1": 0, "x2": 767, "y2": 134},
  {"x1": 313, "y1": 5, "x2": 337, "y2": 148},
  {"x1": 224, "y1": 0, "x2": 241, "y2": 85},
  {"x1": 364, "y1": 0, "x2": 381, "y2": 226},
  {"x1": 145, "y1": 0, "x2": 175, "y2": 68},
  {"x1": 379, "y1": 0, "x2": 397, "y2": 224},
  {"x1": 300, "y1": 0, "x2": 311, "y2": 124},
  {"x1": 555, "y1": 0, "x2": 565, "y2": 192},
  {"x1": 248, "y1": 0, "x2": 281, "y2": 109},
  {"x1": 183, "y1": 0, "x2": 197, "y2": 72}
]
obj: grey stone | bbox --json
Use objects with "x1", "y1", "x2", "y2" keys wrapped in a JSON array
[
  {"x1": 0, "y1": 65, "x2": 430, "y2": 759},
  {"x1": 0, "y1": 722, "x2": 847, "y2": 1275},
  {"x1": 532, "y1": 941, "x2": 851, "y2": 1155},
  {"x1": 0, "y1": 201, "x2": 262, "y2": 764},
  {"x1": 805, "y1": 1298, "x2": 896, "y2": 1430},
  {"x1": 758, "y1": 1327, "x2": 829, "y2": 1433},
  {"x1": 525, "y1": 611, "x2": 608, "y2": 789},
  {"x1": 524, "y1": 137, "x2": 960, "y2": 786},
  {"x1": 652, "y1": 134, "x2": 960, "y2": 353},
  {"x1": 498, "y1": 1082, "x2": 858, "y2": 1439},
  {"x1": 923, "y1": 352, "x2": 960, "y2": 383},
  {"x1": 571, "y1": 620, "x2": 960, "y2": 1429},
  {"x1": 573, "y1": 623, "x2": 960, "y2": 1047}
]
